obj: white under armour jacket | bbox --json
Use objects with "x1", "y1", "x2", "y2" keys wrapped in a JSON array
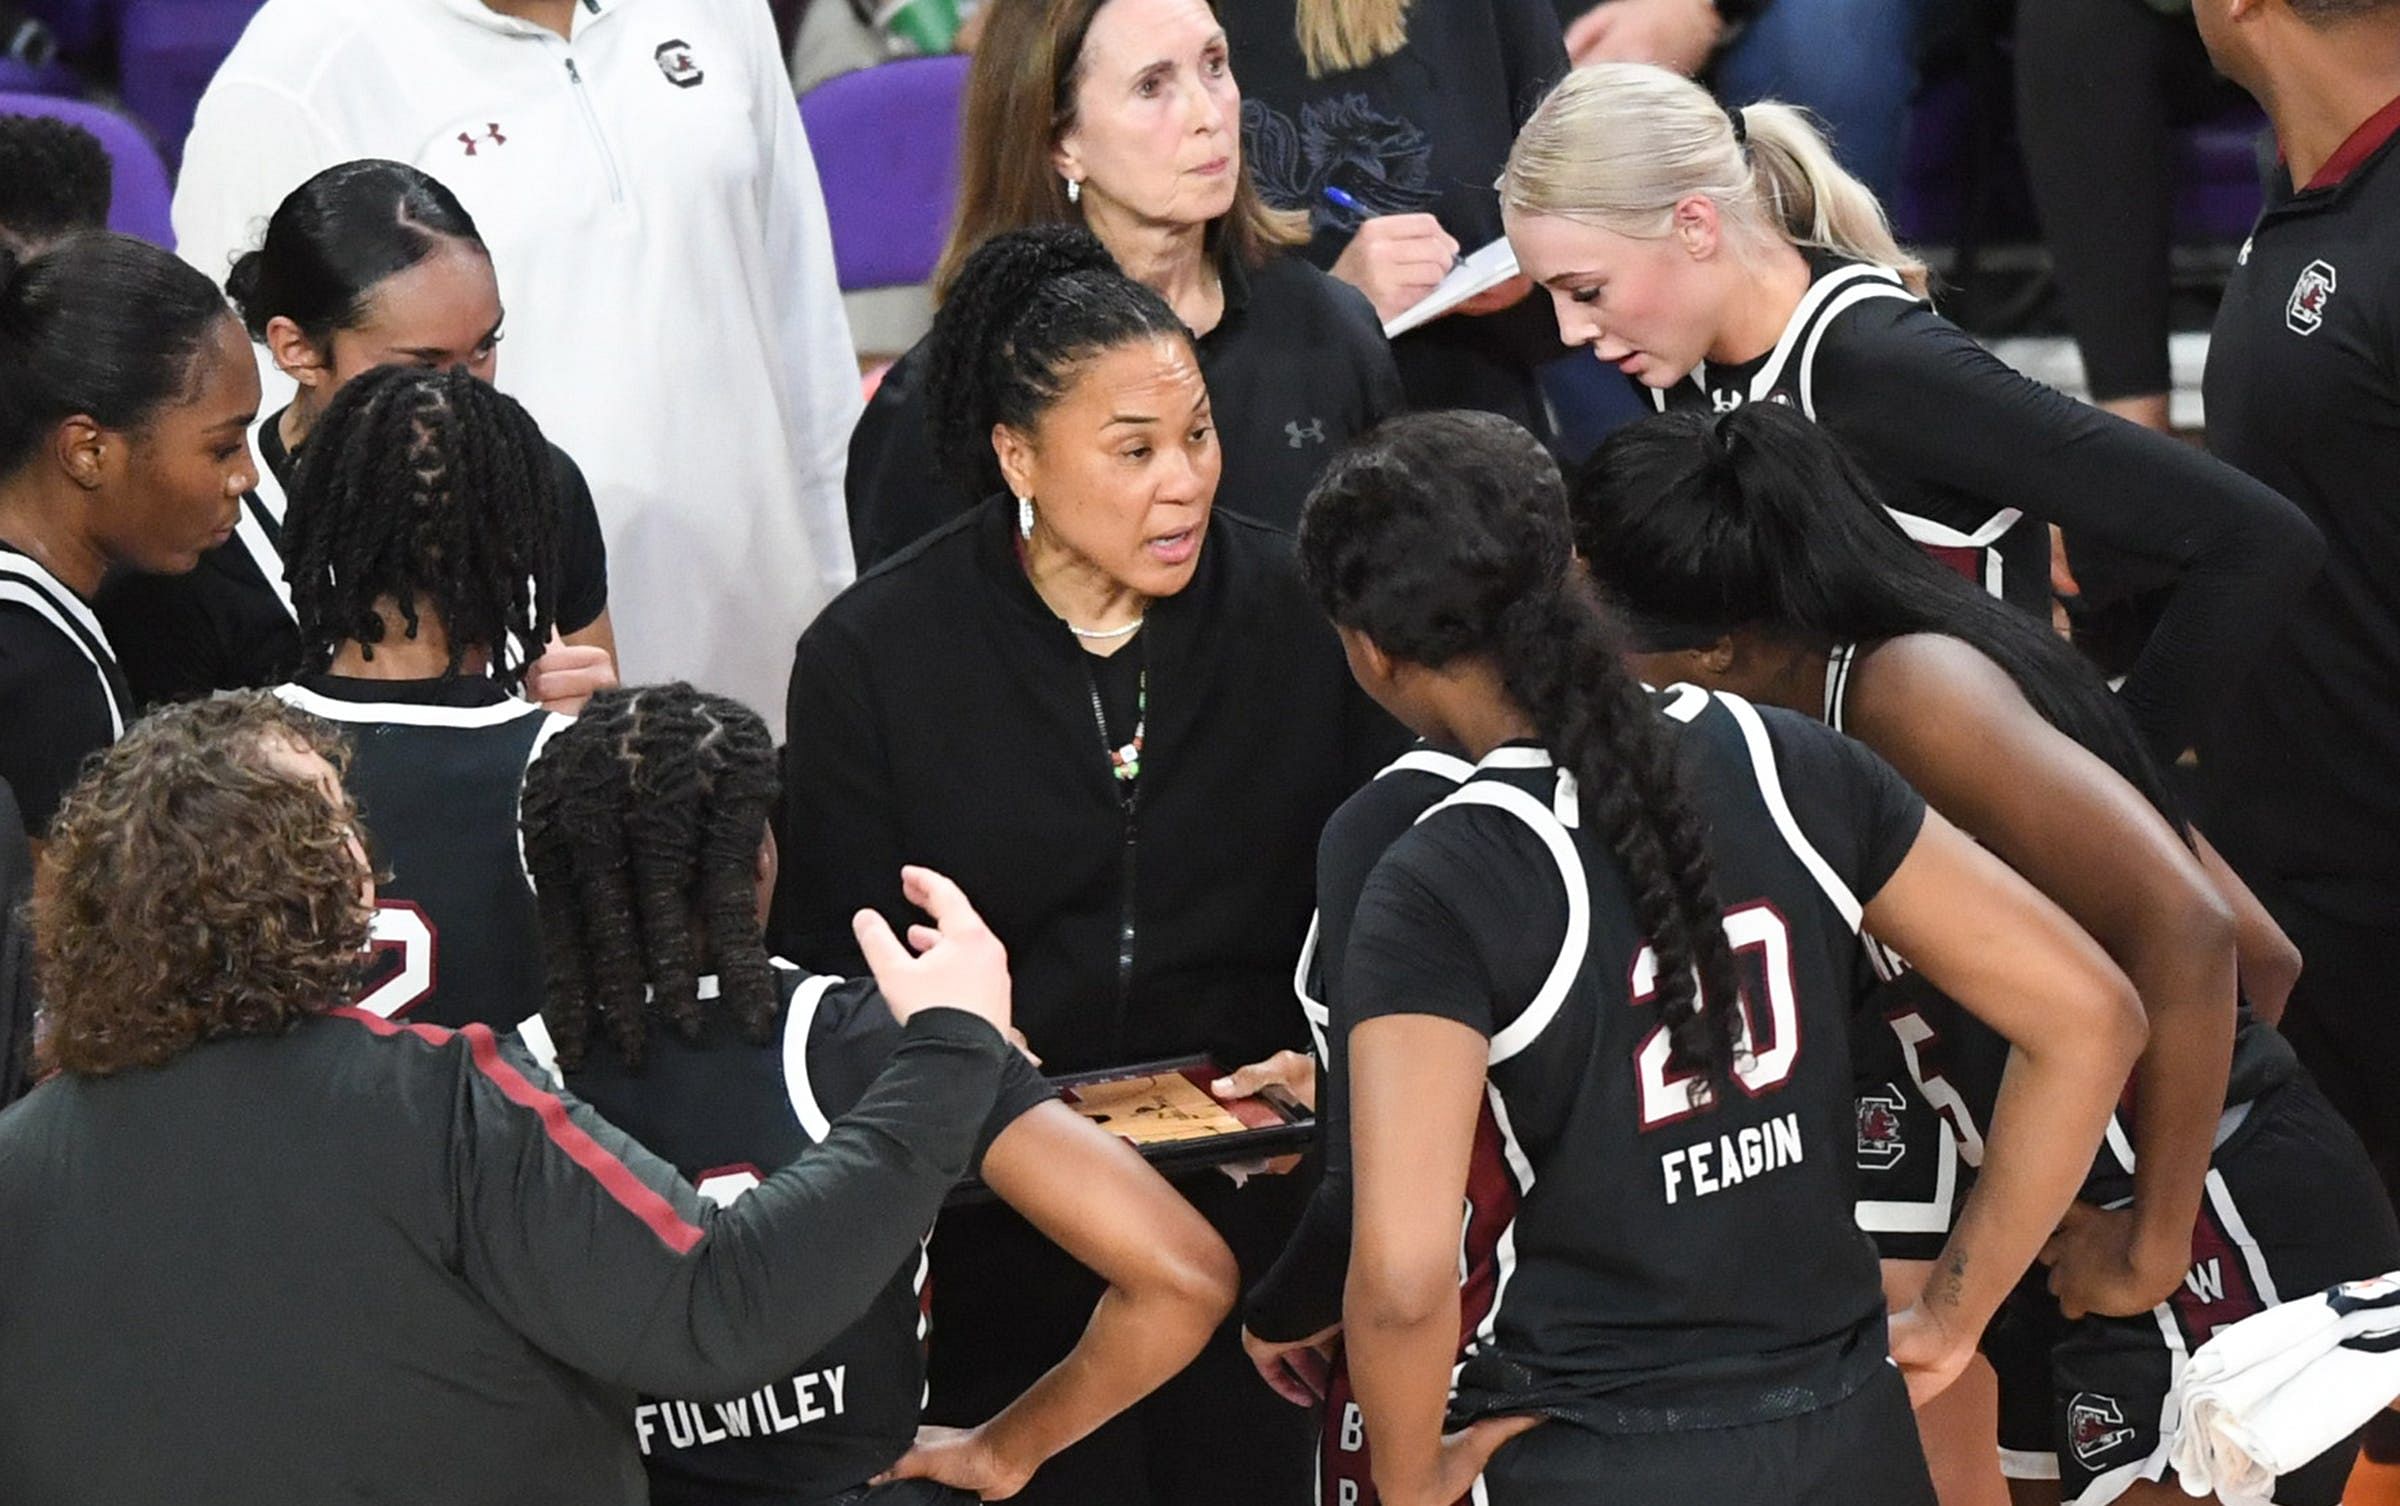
[
  {"x1": 174, "y1": 0, "x2": 862, "y2": 719},
  {"x1": 2167, "y1": 1274, "x2": 2400, "y2": 1506}
]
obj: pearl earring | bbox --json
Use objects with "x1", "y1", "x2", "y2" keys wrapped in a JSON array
[
  {"x1": 1065, "y1": 177, "x2": 1081, "y2": 206},
  {"x1": 1017, "y1": 495, "x2": 1036, "y2": 539}
]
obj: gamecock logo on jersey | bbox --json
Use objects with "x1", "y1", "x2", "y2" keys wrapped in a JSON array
[
  {"x1": 2069, "y1": 1393, "x2": 2136, "y2": 1466},
  {"x1": 2287, "y1": 260, "x2": 2337, "y2": 336},
  {"x1": 1855, "y1": 1086, "x2": 1909, "y2": 1171},
  {"x1": 655, "y1": 39, "x2": 705, "y2": 88}
]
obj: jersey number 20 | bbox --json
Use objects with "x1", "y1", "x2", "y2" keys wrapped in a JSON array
[
  {"x1": 356, "y1": 902, "x2": 438, "y2": 1019},
  {"x1": 1630, "y1": 903, "x2": 1800, "y2": 1129}
]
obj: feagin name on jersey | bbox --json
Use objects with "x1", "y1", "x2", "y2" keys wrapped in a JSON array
[{"x1": 1660, "y1": 1112, "x2": 1804, "y2": 1205}]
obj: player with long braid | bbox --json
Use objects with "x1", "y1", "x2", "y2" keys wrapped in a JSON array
[
  {"x1": 520, "y1": 682, "x2": 1237, "y2": 1506},
  {"x1": 1278, "y1": 410, "x2": 2143, "y2": 1506},
  {"x1": 275, "y1": 361, "x2": 608, "y2": 1030}
]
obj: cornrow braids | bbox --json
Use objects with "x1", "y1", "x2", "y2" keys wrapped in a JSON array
[
  {"x1": 922, "y1": 222, "x2": 1192, "y2": 499},
  {"x1": 283, "y1": 363, "x2": 558, "y2": 689},
  {"x1": 1298, "y1": 410, "x2": 1744, "y2": 1098},
  {"x1": 520, "y1": 683, "x2": 782, "y2": 1073}
]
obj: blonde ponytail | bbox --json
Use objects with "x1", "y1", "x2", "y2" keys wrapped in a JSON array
[
  {"x1": 1295, "y1": 0, "x2": 1410, "y2": 77},
  {"x1": 1500, "y1": 64, "x2": 1926, "y2": 294}
]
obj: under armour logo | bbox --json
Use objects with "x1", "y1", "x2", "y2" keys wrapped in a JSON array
[
  {"x1": 458, "y1": 123, "x2": 507, "y2": 155},
  {"x1": 1710, "y1": 389, "x2": 1744, "y2": 414},
  {"x1": 1285, "y1": 418, "x2": 1326, "y2": 448}
]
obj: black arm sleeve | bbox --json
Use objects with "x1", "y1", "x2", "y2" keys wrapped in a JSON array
[
  {"x1": 459, "y1": 1007, "x2": 1011, "y2": 1400},
  {"x1": 548, "y1": 445, "x2": 611, "y2": 635},
  {"x1": 1813, "y1": 302, "x2": 2324, "y2": 761}
]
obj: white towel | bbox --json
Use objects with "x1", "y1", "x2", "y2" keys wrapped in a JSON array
[{"x1": 2166, "y1": 1274, "x2": 2400, "y2": 1505}]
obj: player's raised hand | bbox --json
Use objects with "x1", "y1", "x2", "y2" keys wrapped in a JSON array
[{"x1": 854, "y1": 866, "x2": 1012, "y2": 1035}]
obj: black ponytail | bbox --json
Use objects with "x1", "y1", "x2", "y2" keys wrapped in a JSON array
[
  {"x1": 922, "y1": 222, "x2": 1191, "y2": 500},
  {"x1": 1574, "y1": 403, "x2": 2187, "y2": 830},
  {"x1": 283, "y1": 363, "x2": 558, "y2": 687},
  {"x1": 1299, "y1": 410, "x2": 1744, "y2": 1095},
  {"x1": 0, "y1": 231, "x2": 234, "y2": 476},
  {"x1": 224, "y1": 159, "x2": 486, "y2": 345},
  {"x1": 520, "y1": 683, "x2": 782, "y2": 1072}
]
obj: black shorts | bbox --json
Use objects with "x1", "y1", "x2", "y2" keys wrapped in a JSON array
[
  {"x1": 1986, "y1": 1077, "x2": 2400, "y2": 1506},
  {"x1": 1318, "y1": 1354, "x2": 1932, "y2": 1506}
]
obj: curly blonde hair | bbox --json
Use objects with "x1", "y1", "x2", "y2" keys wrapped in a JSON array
[{"x1": 34, "y1": 692, "x2": 372, "y2": 1077}]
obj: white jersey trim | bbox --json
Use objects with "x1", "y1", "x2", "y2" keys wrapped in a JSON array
[
  {"x1": 235, "y1": 407, "x2": 298, "y2": 625},
  {"x1": 1717, "y1": 693, "x2": 1866, "y2": 931},
  {"x1": 1795, "y1": 281, "x2": 1921, "y2": 420},
  {"x1": 780, "y1": 971, "x2": 847, "y2": 1144},
  {"x1": 273, "y1": 681, "x2": 551, "y2": 729},
  {"x1": 1419, "y1": 774, "x2": 1591, "y2": 1067},
  {"x1": 1823, "y1": 643, "x2": 1860, "y2": 730},
  {"x1": 1756, "y1": 263, "x2": 1912, "y2": 401},
  {"x1": 1292, "y1": 747, "x2": 1475, "y2": 1048},
  {"x1": 0, "y1": 554, "x2": 128, "y2": 737}
]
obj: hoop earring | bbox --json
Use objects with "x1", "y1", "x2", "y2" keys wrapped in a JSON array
[
  {"x1": 1017, "y1": 495, "x2": 1036, "y2": 539},
  {"x1": 1065, "y1": 177, "x2": 1082, "y2": 206}
]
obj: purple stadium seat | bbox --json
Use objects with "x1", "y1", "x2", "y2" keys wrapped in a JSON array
[
  {"x1": 0, "y1": 90, "x2": 173, "y2": 246},
  {"x1": 799, "y1": 55, "x2": 970, "y2": 292},
  {"x1": 116, "y1": 0, "x2": 261, "y2": 171}
]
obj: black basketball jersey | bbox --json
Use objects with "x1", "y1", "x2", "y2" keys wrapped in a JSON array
[
  {"x1": 275, "y1": 674, "x2": 565, "y2": 1032},
  {"x1": 1654, "y1": 256, "x2": 2048, "y2": 614},
  {"x1": 1822, "y1": 642, "x2": 2301, "y2": 1203},
  {"x1": 1343, "y1": 688, "x2": 1928, "y2": 1432},
  {"x1": 0, "y1": 544, "x2": 134, "y2": 835},
  {"x1": 534, "y1": 961, "x2": 1058, "y2": 1505}
]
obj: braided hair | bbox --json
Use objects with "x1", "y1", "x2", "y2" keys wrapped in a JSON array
[
  {"x1": 923, "y1": 222, "x2": 1190, "y2": 500},
  {"x1": 283, "y1": 363, "x2": 558, "y2": 687},
  {"x1": 520, "y1": 683, "x2": 782, "y2": 1072},
  {"x1": 1572, "y1": 403, "x2": 2188, "y2": 832},
  {"x1": 1299, "y1": 410, "x2": 1744, "y2": 1096}
]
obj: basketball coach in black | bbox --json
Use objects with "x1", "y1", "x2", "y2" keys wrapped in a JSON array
[
  {"x1": 0, "y1": 692, "x2": 1022, "y2": 1505},
  {"x1": 2190, "y1": 0, "x2": 2400, "y2": 1219}
]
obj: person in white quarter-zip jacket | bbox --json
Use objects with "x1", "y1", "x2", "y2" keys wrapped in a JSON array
[{"x1": 173, "y1": 0, "x2": 863, "y2": 720}]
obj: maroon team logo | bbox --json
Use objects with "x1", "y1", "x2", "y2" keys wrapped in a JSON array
[
  {"x1": 458, "y1": 123, "x2": 507, "y2": 156},
  {"x1": 655, "y1": 39, "x2": 704, "y2": 88},
  {"x1": 1856, "y1": 1086, "x2": 1909, "y2": 1171},
  {"x1": 2069, "y1": 1393, "x2": 2136, "y2": 1467},
  {"x1": 2287, "y1": 259, "x2": 2338, "y2": 336}
]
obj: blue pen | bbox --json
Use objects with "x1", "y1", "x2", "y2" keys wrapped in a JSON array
[
  {"x1": 1323, "y1": 184, "x2": 1465, "y2": 270},
  {"x1": 1321, "y1": 183, "x2": 1369, "y2": 218}
]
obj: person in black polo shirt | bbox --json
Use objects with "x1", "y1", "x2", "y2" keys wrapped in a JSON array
[
  {"x1": 779, "y1": 224, "x2": 1405, "y2": 1505},
  {"x1": 0, "y1": 232, "x2": 260, "y2": 840},
  {"x1": 96, "y1": 159, "x2": 614, "y2": 712},
  {"x1": 2191, "y1": 0, "x2": 2400, "y2": 1260},
  {"x1": 845, "y1": 0, "x2": 1403, "y2": 567},
  {"x1": 0, "y1": 690, "x2": 1025, "y2": 1506}
]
